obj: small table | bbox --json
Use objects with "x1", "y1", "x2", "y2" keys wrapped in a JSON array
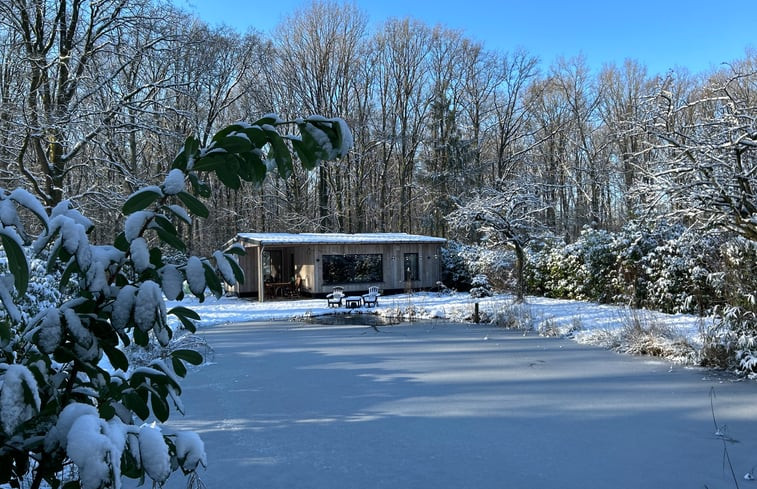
[{"x1": 344, "y1": 296, "x2": 363, "y2": 309}]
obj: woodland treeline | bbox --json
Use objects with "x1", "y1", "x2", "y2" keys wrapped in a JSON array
[{"x1": 0, "y1": 0, "x2": 755, "y2": 255}]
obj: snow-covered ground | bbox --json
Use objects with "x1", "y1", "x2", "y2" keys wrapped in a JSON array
[
  {"x1": 145, "y1": 294, "x2": 756, "y2": 489},
  {"x1": 170, "y1": 291, "x2": 711, "y2": 354}
]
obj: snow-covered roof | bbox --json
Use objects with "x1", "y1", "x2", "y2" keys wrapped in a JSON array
[{"x1": 235, "y1": 232, "x2": 446, "y2": 247}]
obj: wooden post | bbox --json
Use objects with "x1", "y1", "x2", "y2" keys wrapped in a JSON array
[
  {"x1": 257, "y1": 246, "x2": 265, "y2": 303},
  {"x1": 474, "y1": 302, "x2": 479, "y2": 323}
]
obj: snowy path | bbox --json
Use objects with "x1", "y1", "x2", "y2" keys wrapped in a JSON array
[{"x1": 154, "y1": 321, "x2": 757, "y2": 489}]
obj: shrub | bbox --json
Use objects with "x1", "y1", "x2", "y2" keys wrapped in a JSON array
[{"x1": 0, "y1": 115, "x2": 351, "y2": 489}]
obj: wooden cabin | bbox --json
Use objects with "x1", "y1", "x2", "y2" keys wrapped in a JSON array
[{"x1": 227, "y1": 233, "x2": 446, "y2": 301}]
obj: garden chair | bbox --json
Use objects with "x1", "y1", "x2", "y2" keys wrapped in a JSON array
[
  {"x1": 362, "y1": 286, "x2": 380, "y2": 307},
  {"x1": 326, "y1": 286, "x2": 345, "y2": 307}
]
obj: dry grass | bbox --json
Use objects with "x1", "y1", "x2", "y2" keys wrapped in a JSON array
[{"x1": 614, "y1": 308, "x2": 697, "y2": 364}]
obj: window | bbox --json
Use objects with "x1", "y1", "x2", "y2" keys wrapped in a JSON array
[
  {"x1": 404, "y1": 253, "x2": 419, "y2": 281},
  {"x1": 322, "y1": 254, "x2": 383, "y2": 285}
]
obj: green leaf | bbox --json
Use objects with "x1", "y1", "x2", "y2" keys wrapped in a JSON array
[
  {"x1": 59, "y1": 258, "x2": 79, "y2": 292},
  {"x1": 104, "y1": 345, "x2": 129, "y2": 372},
  {"x1": 177, "y1": 191, "x2": 209, "y2": 218},
  {"x1": 172, "y1": 136, "x2": 200, "y2": 171},
  {"x1": 171, "y1": 356, "x2": 188, "y2": 378},
  {"x1": 192, "y1": 153, "x2": 229, "y2": 172},
  {"x1": 265, "y1": 129, "x2": 293, "y2": 178},
  {"x1": 168, "y1": 306, "x2": 201, "y2": 320},
  {"x1": 215, "y1": 158, "x2": 242, "y2": 190},
  {"x1": 227, "y1": 254, "x2": 245, "y2": 285},
  {"x1": 0, "y1": 230, "x2": 29, "y2": 295},
  {"x1": 150, "y1": 392, "x2": 170, "y2": 423},
  {"x1": 123, "y1": 391, "x2": 150, "y2": 420},
  {"x1": 133, "y1": 327, "x2": 149, "y2": 347},
  {"x1": 0, "y1": 322, "x2": 10, "y2": 343},
  {"x1": 291, "y1": 138, "x2": 318, "y2": 171},
  {"x1": 203, "y1": 262, "x2": 223, "y2": 299},
  {"x1": 172, "y1": 349, "x2": 203, "y2": 365},
  {"x1": 122, "y1": 188, "x2": 163, "y2": 215},
  {"x1": 155, "y1": 227, "x2": 186, "y2": 253},
  {"x1": 99, "y1": 403, "x2": 116, "y2": 420},
  {"x1": 217, "y1": 134, "x2": 252, "y2": 154}
]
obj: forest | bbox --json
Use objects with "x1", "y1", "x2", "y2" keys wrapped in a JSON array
[{"x1": 0, "y1": 0, "x2": 755, "y2": 317}]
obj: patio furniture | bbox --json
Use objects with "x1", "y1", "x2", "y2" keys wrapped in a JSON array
[
  {"x1": 362, "y1": 286, "x2": 380, "y2": 307},
  {"x1": 286, "y1": 276, "x2": 302, "y2": 297},
  {"x1": 344, "y1": 296, "x2": 363, "y2": 309},
  {"x1": 326, "y1": 286, "x2": 345, "y2": 307}
]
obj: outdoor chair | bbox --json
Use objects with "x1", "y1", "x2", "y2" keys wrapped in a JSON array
[
  {"x1": 362, "y1": 286, "x2": 380, "y2": 307},
  {"x1": 287, "y1": 276, "x2": 302, "y2": 297},
  {"x1": 326, "y1": 286, "x2": 345, "y2": 307}
]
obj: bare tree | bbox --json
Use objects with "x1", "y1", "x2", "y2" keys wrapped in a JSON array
[
  {"x1": 0, "y1": 0, "x2": 174, "y2": 207},
  {"x1": 641, "y1": 62, "x2": 757, "y2": 241}
]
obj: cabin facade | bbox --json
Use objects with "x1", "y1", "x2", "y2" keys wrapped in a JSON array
[{"x1": 228, "y1": 233, "x2": 446, "y2": 301}]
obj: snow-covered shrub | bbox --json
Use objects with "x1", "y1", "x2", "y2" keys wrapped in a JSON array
[
  {"x1": 469, "y1": 274, "x2": 493, "y2": 298},
  {"x1": 0, "y1": 115, "x2": 351, "y2": 488},
  {"x1": 441, "y1": 241, "x2": 514, "y2": 292},
  {"x1": 714, "y1": 238, "x2": 757, "y2": 376}
]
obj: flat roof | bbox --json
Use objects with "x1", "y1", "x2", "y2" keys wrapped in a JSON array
[{"x1": 236, "y1": 232, "x2": 446, "y2": 247}]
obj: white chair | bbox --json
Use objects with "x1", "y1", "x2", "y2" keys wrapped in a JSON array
[
  {"x1": 362, "y1": 286, "x2": 380, "y2": 307},
  {"x1": 326, "y1": 286, "x2": 345, "y2": 307}
]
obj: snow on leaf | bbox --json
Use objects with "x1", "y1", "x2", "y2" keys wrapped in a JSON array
[
  {"x1": 185, "y1": 257, "x2": 206, "y2": 297},
  {"x1": 64, "y1": 308, "x2": 99, "y2": 362},
  {"x1": 138, "y1": 424, "x2": 171, "y2": 484},
  {"x1": 111, "y1": 285, "x2": 137, "y2": 331},
  {"x1": 213, "y1": 250, "x2": 235, "y2": 285},
  {"x1": 66, "y1": 414, "x2": 126, "y2": 489},
  {"x1": 0, "y1": 364, "x2": 41, "y2": 435},
  {"x1": 158, "y1": 264, "x2": 184, "y2": 301},
  {"x1": 162, "y1": 169, "x2": 186, "y2": 195},
  {"x1": 38, "y1": 308, "x2": 62, "y2": 353},
  {"x1": 174, "y1": 431, "x2": 206, "y2": 471},
  {"x1": 130, "y1": 237, "x2": 152, "y2": 273},
  {"x1": 124, "y1": 211, "x2": 153, "y2": 242},
  {"x1": 8, "y1": 188, "x2": 48, "y2": 228},
  {"x1": 134, "y1": 281, "x2": 165, "y2": 333}
]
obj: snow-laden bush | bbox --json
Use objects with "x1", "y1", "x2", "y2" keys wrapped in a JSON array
[
  {"x1": 526, "y1": 221, "x2": 726, "y2": 314},
  {"x1": 469, "y1": 274, "x2": 493, "y2": 298},
  {"x1": 714, "y1": 238, "x2": 757, "y2": 376},
  {"x1": 441, "y1": 241, "x2": 514, "y2": 291},
  {"x1": 0, "y1": 115, "x2": 351, "y2": 489}
]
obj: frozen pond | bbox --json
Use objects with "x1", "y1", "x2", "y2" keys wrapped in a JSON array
[{"x1": 152, "y1": 321, "x2": 757, "y2": 489}]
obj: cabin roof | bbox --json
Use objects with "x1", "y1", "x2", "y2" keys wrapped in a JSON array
[{"x1": 235, "y1": 232, "x2": 446, "y2": 247}]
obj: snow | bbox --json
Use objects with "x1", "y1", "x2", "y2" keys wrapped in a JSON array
[
  {"x1": 67, "y1": 414, "x2": 125, "y2": 489},
  {"x1": 130, "y1": 238, "x2": 151, "y2": 273},
  {"x1": 143, "y1": 293, "x2": 757, "y2": 489},
  {"x1": 0, "y1": 364, "x2": 41, "y2": 435},
  {"x1": 184, "y1": 257, "x2": 205, "y2": 296},
  {"x1": 158, "y1": 265, "x2": 184, "y2": 301},
  {"x1": 124, "y1": 211, "x2": 152, "y2": 242},
  {"x1": 173, "y1": 430, "x2": 206, "y2": 471},
  {"x1": 138, "y1": 424, "x2": 171, "y2": 484},
  {"x1": 162, "y1": 169, "x2": 185, "y2": 195},
  {"x1": 165, "y1": 292, "x2": 708, "y2": 347},
  {"x1": 112, "y1": 285, "x2": 137, "y2": 331},
  {"x1": 38, "y1": 307, "x2": 62, "y2": 353},
  {"x1": 212, "y1": 251, "x2": 235, "y2": 285},
  {"x1": 236, "y1": 232, "x2": 446, "y2": 246}
]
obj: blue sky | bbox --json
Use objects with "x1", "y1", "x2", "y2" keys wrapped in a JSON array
[{"x1": 174, "y1": 0, "x2": 754, "y2": 76}]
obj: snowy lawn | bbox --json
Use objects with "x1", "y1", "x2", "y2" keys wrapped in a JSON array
[
  {"x1": 150, "y1": 319, "x2": 756, "y2": 489},
  {"x1": 169, "y1": 291, "x2": 710, "y2": 354}
]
